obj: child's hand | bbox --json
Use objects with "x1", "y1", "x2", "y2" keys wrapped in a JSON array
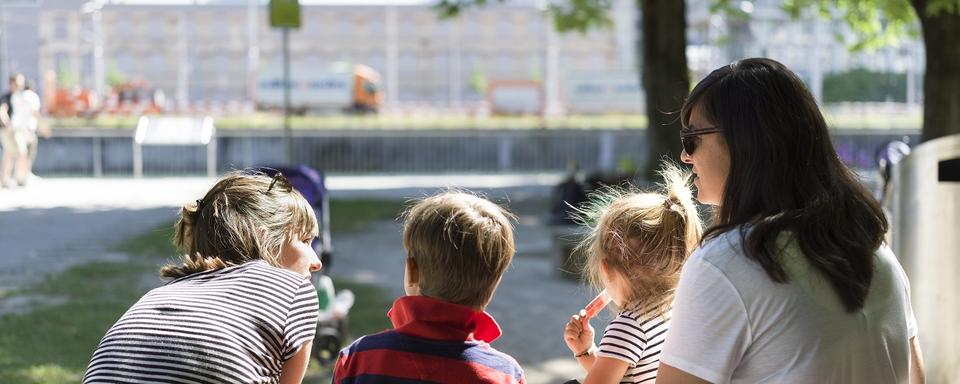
[{"x1": 563, "y1": 309, "x2": 595, "y2": 356}]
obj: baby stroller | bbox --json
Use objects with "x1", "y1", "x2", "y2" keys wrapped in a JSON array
[{"x1": 257, "y1": 165, "x2": 354, "y2": 366}]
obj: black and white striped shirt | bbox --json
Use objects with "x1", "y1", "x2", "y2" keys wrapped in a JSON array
[
  {"x1": 597, "y1": 305, "x2": 671, "y2": 384},
  {"x1": 84, "y1": 261, "x2": 319, "y2": 384}
]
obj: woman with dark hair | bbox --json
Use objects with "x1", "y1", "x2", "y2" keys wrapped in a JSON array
[{"x1": 655, "y1": 58, "x2": 924, "y2": 383}]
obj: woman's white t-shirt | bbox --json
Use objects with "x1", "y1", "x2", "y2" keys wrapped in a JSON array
[{"x1": 660, "y1": 229, "x2": 917, "y2": 384}]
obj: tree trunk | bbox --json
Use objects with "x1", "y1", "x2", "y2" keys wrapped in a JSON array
[
  {"x1": 641, "y1": 0, "x2": 690, "y2": 181},
  {"x1": 913, "y1": 0, "x2": 960, "y2": 142}
]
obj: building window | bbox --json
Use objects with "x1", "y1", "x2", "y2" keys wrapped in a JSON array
[
  {"x1": 148, "y1": 17, "x2": 165, "y2": 39},
  {"x1": 433, "y1": 53, "x2": 448, "y2": 73},
  {"x1": 399, "y1": 19, "x2": 416, "y2": 38},
  {"x1": 114, "y1": 53, "x2": 132, "y2": 74},
  {"x1": 147, "y1": 53, "x2": 165, "y2": 73},
  {"x1": 336, "y1": 16, "x2": 351, "y2": 37},
  {"x1": 400, "y1": 53, "x2": 417, "y2": 74},
  {"x1": 112, "y1": 16, "x2": 132, "y2": 37},
  {"x1": 585, "y1": 54, "x2": 605, "y2": 70},
  {"x1": 526, "y1": 15, "x2": 541, "y2": 37},
  {"x1": 369, "y1": 13, "x2": 384, "y2": 36},
  {"x1": 462, "y1": 18, "x2": 479, "y2": 37},
  {"x1": 434, "y1": 20, "x2": 450, "y2": 38},
  {"x1": 496, "y1": 54, "x2": 513, "y2": 76},
  {"x1": 496, "y1": 14, "x2": 513, "y2": 38},
  {"x1": 54, "y1": 14, "x2": 69, "y2": 39}
]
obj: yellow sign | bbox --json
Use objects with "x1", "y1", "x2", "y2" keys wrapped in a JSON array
[{"x1": 269, "y1": 0, "x2": 301, "y2": 29}]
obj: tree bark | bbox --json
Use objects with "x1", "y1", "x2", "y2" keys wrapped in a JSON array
[
  {"x1": 641, "y1": 0, "x2": 690, "y2": 181},
  {"x1": 913, "y1": 0, "x2": 960, "y2": 142}
]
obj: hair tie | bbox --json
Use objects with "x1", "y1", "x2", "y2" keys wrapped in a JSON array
[{"x1": 663, "y1": 198, "x2": 681, "y2": 213}]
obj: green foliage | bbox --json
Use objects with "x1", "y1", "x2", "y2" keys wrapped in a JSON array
[
  {"x1": 0, "y1": 237, "x2": 169, "y2": 383},
  {"x1": 56, "y1": 63, "x2": 76, "y2": 88},
  {"x1": 105, "y1": 66, "x2": 126, "y2": 88},
  {"x1": 435, "y1": 0, "x2": 957, "y2": 47},
  {"x1": 435, "y1": 0, "x2": 613, "y2": 34},
  {"x1": 779, "y1": 0, "x2": 959, "y2": 51},
  {"x1": 548, "y1": 0, "x2": 614, "y2": 33},
  {"x1": 470, "y1": 65, "x2": 488, "y2": 95},
  {"x1": 434, "y1": 0, "x2": 500, "y2": 18},
  {"x1": 709, "y1": 0, "x2": 754, "y2": 22},
  {"x1": 616, "y1": 156, "x2": 636, "y2": 174},
  {"x1": 925, "y1": 0, "x2": 959, "y2": 15},
  {"x1": 822, "y1": 68, "x2": 908, "y2": 102},
  {"x1": 329, "y1": 199, "x2": 404, "y2": 233}
]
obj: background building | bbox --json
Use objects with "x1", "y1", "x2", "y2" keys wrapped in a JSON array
[
  {"x1": 27, "y1": 0, "x2": 630, "y2": 111},
  {"x1": 0, "y1": 0, "x2": 925, "y2": 112}
]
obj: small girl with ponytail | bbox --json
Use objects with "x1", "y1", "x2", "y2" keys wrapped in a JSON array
[
  {"x1": 563, "y1": 164, "x2": 703, "y2": 384},
  {"x1": 85, "y1": 170, "x2": 322, "y2": 384}
]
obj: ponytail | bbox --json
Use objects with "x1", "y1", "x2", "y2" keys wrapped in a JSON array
[
  {"x1": 159, "y1": 171, "x2": 319, "y2": 280},
  {"x1": 161, "y1": 200, "x2": 228, "y2": 279},
  {"x1": 576, "y1": 161, "x2": 704, "y2": 314},
  {"x1": 659, "y1": 162, "x2": 703, "y2": 255}
]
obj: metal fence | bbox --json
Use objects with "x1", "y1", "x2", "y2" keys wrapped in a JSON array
[{"x1": 32, "y1": 128, "x2": 919, "y2": 177}]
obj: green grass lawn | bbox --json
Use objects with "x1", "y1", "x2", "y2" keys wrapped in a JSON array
[
  {"x1": 0, "y1": 225, "x2": 171, "y2": 383},
  {"x1": 0, "y1": 198, "x2": 402, "y2": 384},
  {"x1": 329, "y1": 199, "x2": 405, "y2": 233}
]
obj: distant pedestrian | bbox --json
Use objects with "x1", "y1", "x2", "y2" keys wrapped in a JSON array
[
  {"x1": 0, "y1": 74, "x2": 42, "y2": 187},
  {"x1": 0, "y1": 74, "x2": 23, "y2": 188},
  {"x1": 20, "y1": 82, "x2": 48, "y2": 182}
]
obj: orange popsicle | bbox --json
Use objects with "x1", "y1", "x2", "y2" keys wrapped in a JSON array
[{"x1": 583, "y1": 289, "x2": 611, "y2": 318}]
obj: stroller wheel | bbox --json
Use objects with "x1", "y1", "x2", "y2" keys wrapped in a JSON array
[{"x1": 312, "y1": 327, "x2": 344, "y2": 366}]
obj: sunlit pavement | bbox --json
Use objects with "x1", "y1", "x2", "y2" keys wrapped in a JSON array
[{"x1": 0, "y1": 173, "x2": 565, "y2": 211}]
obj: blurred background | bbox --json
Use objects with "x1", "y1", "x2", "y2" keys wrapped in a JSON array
[
  {"x1": 0, "y1": 0, "x2": 957, "y2": 383},
  {"x1": 0, "y1": 0, "x2": 931, "y2": 177}
]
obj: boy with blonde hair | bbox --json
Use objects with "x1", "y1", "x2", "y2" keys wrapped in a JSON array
[{"x1": 333, "y1": 191, "x2": 525, "y2": 384}]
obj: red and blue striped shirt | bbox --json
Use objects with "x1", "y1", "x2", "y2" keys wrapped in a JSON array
[{"x1": 333, "y1": 296, "x2": 525, "y2": 384}]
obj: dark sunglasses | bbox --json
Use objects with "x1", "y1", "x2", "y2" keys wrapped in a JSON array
[
  {"x1": 680, "y1": 126, "x2": 723, "y2": 155},
  {"x1": 265, "y1": 171, "x2": 293, "y2": 193}
]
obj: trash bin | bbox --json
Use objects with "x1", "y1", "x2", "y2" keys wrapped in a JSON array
[{"x1": 890, "y1": 133, "x2": 960, "y2": 383}]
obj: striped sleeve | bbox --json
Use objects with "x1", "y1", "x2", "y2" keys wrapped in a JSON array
[
  {"x1": 597, "y1": 312, "x2": 648, "y2": 366},
  {"x1": 282, "y1": 278, "x2": 319, "y2": 360}
]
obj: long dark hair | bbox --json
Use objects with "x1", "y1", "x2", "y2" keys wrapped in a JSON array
[{"x1": 682, "y1": 58, "x2": 888, "y2": 312}]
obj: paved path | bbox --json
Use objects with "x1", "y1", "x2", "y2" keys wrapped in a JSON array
[{"x1": 0, "y1": 177, "x2": 213, "y2": 310}]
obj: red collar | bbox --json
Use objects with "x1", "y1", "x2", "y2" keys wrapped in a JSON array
[{"x1": 387, "y1": 296, "x2": 503, "y2": 343}]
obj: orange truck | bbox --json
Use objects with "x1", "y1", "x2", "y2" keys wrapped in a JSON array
[{"x1": 256, "y1": 63, "x2": 382, "y2": 114}]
